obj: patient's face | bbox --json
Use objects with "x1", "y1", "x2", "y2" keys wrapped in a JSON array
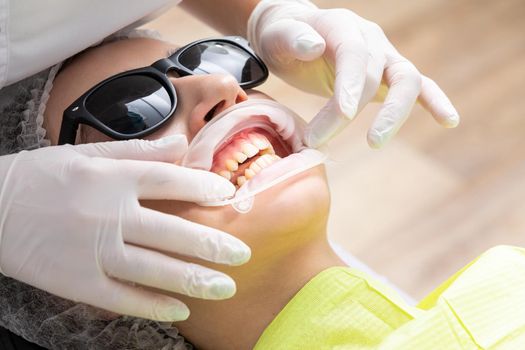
[{"x1": 44, "y1": 38, "x2": 330, "y2": 271}]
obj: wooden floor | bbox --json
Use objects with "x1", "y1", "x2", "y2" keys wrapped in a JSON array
[{"x1": 145, "y1": 0, "x2": 525, "y2": 299}]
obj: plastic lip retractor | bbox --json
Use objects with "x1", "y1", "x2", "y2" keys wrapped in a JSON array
[{"x1": 181, "y1": 99, "x2": 326, "y2": 213}]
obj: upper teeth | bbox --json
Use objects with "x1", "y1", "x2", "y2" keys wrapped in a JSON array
[
  {"x1": 225, "y1": 159, "x2": 238, "y2": 171},
  {"x1": 212, "y1": 131, "x2": 282, "y2": 187},
  {"x1": 248, "y1": 134, "x2": 270, "y2": 150},
  {"x1": 234, "y1": 151, "x2": 248, "y2": 163},
  {"x1": 241, "y1": 143, "x2": 259, "y2": 158}
]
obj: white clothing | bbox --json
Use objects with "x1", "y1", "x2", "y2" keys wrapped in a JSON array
[{"x1": 0, "y1": 0, "x2": 182, "y2": 89}]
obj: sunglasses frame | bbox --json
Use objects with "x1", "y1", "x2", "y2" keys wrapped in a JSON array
[{"x1": 58, "y1": 36, "x2": 268, "y2": 145}]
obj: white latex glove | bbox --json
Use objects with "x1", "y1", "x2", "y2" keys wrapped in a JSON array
[
  {"x1": 0, "y1": 135, "x2": 251, "y2": 321},
  {"x1": 248, "y1": 0, "x2": 460, "y2": 148}
]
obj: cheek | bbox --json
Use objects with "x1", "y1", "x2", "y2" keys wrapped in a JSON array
[
  {"x1": 81, "y1": 126, "x2": 113, "y2": 143},
  {"x1": 187, "y1": 103, "x2": 209, "y2": 138}
]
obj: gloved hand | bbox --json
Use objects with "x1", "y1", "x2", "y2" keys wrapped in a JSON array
[
  {"x1": 248, "y1": 0, "x2": 460, "y2": 148},
  {"x1": 0, "y1": 135, "x2": 251, "y2": 321}
]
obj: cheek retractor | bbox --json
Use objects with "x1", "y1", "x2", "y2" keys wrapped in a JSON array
[{"x1": 181, "y1": 99, "x2": 326, "y2": 213}]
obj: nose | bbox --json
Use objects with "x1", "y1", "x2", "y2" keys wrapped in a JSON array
[
  {"x1": 201, "y1": 74, "x2": 248, "y2": 121},
  {"x1": 170, "y1": 73, "x2": 248, "y2": 137}
]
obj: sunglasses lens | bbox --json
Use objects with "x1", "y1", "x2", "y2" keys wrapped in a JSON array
[
  {"x1": 178, "y1": 41, "x2": 265, "y2": 84},
  {"x1": 86, "y1": 75, "x2": 172, "y2": 135}
]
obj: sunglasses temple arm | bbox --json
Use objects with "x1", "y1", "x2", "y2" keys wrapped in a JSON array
[{"x1": 58, "y1": 114, "x2": 79, "y2": 145}]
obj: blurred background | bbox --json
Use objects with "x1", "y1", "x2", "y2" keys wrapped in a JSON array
[{"x1": 145, "y1": 0, "x2": 525, "y2": 300}]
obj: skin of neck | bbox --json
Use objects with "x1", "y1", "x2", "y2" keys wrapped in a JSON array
[{"x1": 169, "y1": 204, "x2": 346, "y2": 350}]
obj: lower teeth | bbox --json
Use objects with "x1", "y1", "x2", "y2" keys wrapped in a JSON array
[{"x1": 233, "y1": 153, "x2": 282, "y2": 187}]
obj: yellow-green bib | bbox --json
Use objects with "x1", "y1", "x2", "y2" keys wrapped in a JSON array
[{"x1": 254, "y1": 246, "x2": 525, "y2": 349}]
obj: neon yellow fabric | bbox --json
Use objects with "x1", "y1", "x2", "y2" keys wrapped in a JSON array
[{"x1": 254, "y1": 245, "x2": 525, "y2": 349}]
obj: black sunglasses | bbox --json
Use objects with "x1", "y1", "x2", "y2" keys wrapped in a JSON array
[{"x1": 58, "y1": 36, "x2": 269, "y2": 145}]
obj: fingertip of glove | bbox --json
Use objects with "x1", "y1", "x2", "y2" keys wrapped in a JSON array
[
  {"x1": 215, "y1": 178, "x2": 237, "y2": 199},
  {"x1": 303, "y1": 110, "x2": 351, "y2": 148},
  {"x1": 303, "y1": 128, "x2": 323, "y2": 149},
  {"x1": 163, "y1": 303, "x2": 190, "y2": 321},
  {"x1": 442, "y1": 113, "x2": 460, "y2": 128},
  {"x1": 367, "y1": 140, "x2": 384, "y2": 150},
  {"x1": 201, "y1": 226, "x2": 251, "y2": 266},
  {"x1": 228, "y1": 243, "x2": 252, "y2": 266},
  {"x1": 367, "y1": 129, "x2": 388, "y2": 149},
  {"x1": 338, "y1": 88, "x2": 359, "y2": 121},
  {"x1": 200, "y1": 173, "x2": 236, "y2": 201},
  {"x1": 208, "y1": 275, "x2": 237, "y2": 299},
  {"x1": 292, "y1": 34, "x2": 326, "y2": 61}
]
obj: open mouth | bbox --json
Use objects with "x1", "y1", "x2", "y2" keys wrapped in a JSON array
[
  {"x1": 211, "y1": 127, "x2": 293, "y2": 188},
  {"x1": 182, "y1": 99, "x2": 326, "y2": 208}
]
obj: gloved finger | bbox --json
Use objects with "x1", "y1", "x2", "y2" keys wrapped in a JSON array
[
  {"x1": 326, "y1": 15, "x2": 369, "y2": 119},
  {"x1": 358, "y1": 22, "x2": 388, "y2": 107},
  {"x1": 356, "y1": 58, "x2": 386, "y2": 112},
  {"x1": 101, "y1": 278, "x2": 190, "y2": 321},
  {"x1": 303, "y1": 19, "x2": 369, "y2": 148},
  {"x1": 260, "y1": 19, "x2": 326, "y2": 63},
  {"x1": 104, "y1": 244, "x2": 237, "y2": 300},
  {"x1": 124, "y1": 206, "x2": 251, "y2": 266},
  {"x1": 367, "y1": 59, "x2": 422, "y2": 148},
  {"x1": 73, "y1": 134, "x2": 189, "y2": 163},
  {"x1": 109, "y1": 159, "x2": 235, "y2": 202},
  {"x1": 418, "y1": 75, "x2": 460, "y2": 128},
  {"x1": 303, "y1": 97, "x2": 350, "y2": 148}
]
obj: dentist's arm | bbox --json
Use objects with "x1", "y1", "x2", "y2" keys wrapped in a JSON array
[
  {"x1": 179, "y1": 0, "x2": 258, "y2": 36},
  {"x1": 181, "y1": 0, "x2": 460, "y2": 148}
]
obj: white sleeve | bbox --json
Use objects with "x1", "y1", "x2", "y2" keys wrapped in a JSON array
[{"x1": 0, "y1": 0, "x2": 182, "y2": 89}]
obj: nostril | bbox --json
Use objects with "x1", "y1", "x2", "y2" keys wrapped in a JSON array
[
  {"x1": 202, "y1": 88, "x2": 248, "y2": 123},
  {"x1": 204, "y1": 100, "x2": 225, "y2": 122},
  {"x1": 236, "y1": 90, "x2": 248, "y2": 104}
]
